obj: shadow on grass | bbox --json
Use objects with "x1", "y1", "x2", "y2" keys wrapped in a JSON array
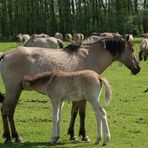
[{"x1": 0, "y1": 141, "x2": 97, "y2": 148}]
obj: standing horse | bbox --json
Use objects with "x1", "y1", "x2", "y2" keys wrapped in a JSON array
[
  {"x1": 138, "y1": 38, "x2": 148, "y2": 93},
  {"x1": 139, "y1": 38, "x2": 148, "y2": 61},
  {"x1": 16, "y1": 33, "x2": 30, "y2": 44},
  {"x1": 73, "y1": 33, "x2": 84, "y2": 43},
  {"x1": 24, "y1": 34, "x2": 64, "y2": 49},
  {"x1": 0, "y1": 35, "x2": 140, "y2": 143},
  {"x1": 22, "y1": 70, "x2": 112, "y2": 145}
]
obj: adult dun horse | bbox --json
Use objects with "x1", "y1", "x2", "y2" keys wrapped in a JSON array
[{"x1": 0, "y1": 35, "x2": 140, "y2": 144}]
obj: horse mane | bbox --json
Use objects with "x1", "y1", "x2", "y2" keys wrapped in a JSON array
[
  {"x1": 63, "y1": 43, "x2": 81, "y2": 53},
  {"x1": 64, "y1": 36, "x2": 125, "y2": 57},
  {"x1": 102, "y1": 37, "x2": 125, "y2": 55}
]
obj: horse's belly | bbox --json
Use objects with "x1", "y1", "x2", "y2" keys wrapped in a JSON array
[{"x1": 62, "y1": 91, "x2": 83, "y2": 101}]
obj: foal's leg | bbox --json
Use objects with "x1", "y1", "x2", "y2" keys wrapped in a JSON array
[
  {"x1": 50, "y1": 99, "x2": 61, "y2": 144},
  {"x1": 78, "y1": 99, "x2": 90, "y2": 141},
  {"x1": 89, "y1": 101, "x2": 103, "y2": 144},
  {"x1": 99, "y1": 105, "x2": 110, "y2": 145},
  {"x1": 91, "y1": 100, "x2": 110, "y2": 145},
  {"x1": 57, "y1": 101, "x2": 64, "y2": 138},
  {"x1": 67, "y1": 101, "x2": 79, "y2": 140}
]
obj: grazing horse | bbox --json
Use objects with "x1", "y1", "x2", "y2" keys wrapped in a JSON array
[
  {"x1": 24, "y1": 34, "x2": 64, "y2": 49},
  {"x1": 139, "y1": 38, "x2": 148, "y2": 61},
  {"x1": 65, "y1": 33, "x2": 73, "y2": 42},
  {"x1": 22, "y1": 70, "x2": 112, "y2": 145},
  {"x1": 16, "y1": 33, "x2": 30, "y2": 43},
  {"x1": 73, "y1": 33, "x2": 84, "y2": 43},
  {"x1": 54, "y1": 32, "x2": 63, "y2": 40},
  {"x1": 0, "y1": 35, "x2": 140, "y2": 143}
]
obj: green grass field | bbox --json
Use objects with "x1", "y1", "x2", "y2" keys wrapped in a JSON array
[{"x1": 0, "y1": 39, "x2": 147, "y2": 148}]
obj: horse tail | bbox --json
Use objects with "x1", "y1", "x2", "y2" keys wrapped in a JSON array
[
  {"x1": 0, "y1": 52, "x2": 5, "y2": 61},
  {"x1": 99, "y1": 77, "x2": 112, "y2": 104},
  {"x1": 0, "y1": 52, "x2": 5, "y2": 103},
  {"x1": 0, "y1": 92, "x2": 5, "y2": 103},
  {"x1": 57, "y1": 39, "x2": 64, "y2": 48}
]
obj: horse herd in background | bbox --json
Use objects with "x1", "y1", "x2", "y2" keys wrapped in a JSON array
[
  {"x1": 16, "y1": 32, "x2": 84, "y2": 46},
  {"x1": 16, "y1": 32, "x2": 148, "y2": 65},
  {"x1": 0, "y1": 31, "x2": 147, "y2": 145}
]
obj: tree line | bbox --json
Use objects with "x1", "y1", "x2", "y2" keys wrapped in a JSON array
[{"x1": 0, "y1": 0, "x2": 147, "y2": 40}]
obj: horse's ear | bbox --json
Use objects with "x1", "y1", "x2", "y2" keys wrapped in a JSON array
[{"x1": 125, "y1": 34, "x2": 130, "y2": 41}]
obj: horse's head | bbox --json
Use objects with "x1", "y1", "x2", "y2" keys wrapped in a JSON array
[
  {"x1": 120, "y1": 35, "x2": 141, "y2": 75},
  {"x1": 103, "y1": 35, "x2": 140, "y2": 75}
]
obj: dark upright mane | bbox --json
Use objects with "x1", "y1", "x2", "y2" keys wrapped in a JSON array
[
  {"x1": 64, "y1": 43, "x2": 81, "y2": 53},
  {"x1": 102, "y1": 37, "x2": 125, "y2": 55}
]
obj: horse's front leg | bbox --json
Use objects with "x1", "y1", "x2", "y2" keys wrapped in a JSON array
[
  {"x1": 78, "y1": 99, "x2": 90, "y2": 141},
  {"x1": 50, "y1": 99, "x2": 61, "y2": 144},
  {"x1": 67, "y1": 101, "x2": 79, "y2": 141}
]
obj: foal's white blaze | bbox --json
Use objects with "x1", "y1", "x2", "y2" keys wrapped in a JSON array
[{"x1": 22, "y1": 70, "x2": 112, "y2": 145}]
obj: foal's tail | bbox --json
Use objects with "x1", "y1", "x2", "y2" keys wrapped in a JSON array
[{"x1": 100, "y1": 77, "x2": 112, "y2": 104}]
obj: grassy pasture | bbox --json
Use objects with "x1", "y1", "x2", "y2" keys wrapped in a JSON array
[{"x1": 0, "y1": 38, "x2": 147, "y2": 148}]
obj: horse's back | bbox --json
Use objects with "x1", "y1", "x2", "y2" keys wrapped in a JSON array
[{"x1": 0, "y1": 46, "x2": 80, "y2": 80}]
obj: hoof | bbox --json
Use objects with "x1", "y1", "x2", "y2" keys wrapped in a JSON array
[
  {"x1": 144, "y1": 88, "x2": 148, "y2": 92},
  {"x1": 15, "y1": 137, "x2": 23, "y2": 143},
  {"x1": 82, "y1": 136, "x2": 90, "y2": 142},
  {"x1": 50, "y1": 140, "x2": 57, "y2": 145},
  {"x1": 50, "y1": 136, "x2": 59, "y2": 144},
  {"x1": 95, "y1": 137, "x2": 101, "y2": 144},
  {"x1": 69, "y1": 136, "x2": 78, "y2": 141},
  {"x1": 103, "y1": 136, "x2": 110, "y2": 146},
  {"x1": 4, "y1": 139, "x2": 12, "y2": 144}
]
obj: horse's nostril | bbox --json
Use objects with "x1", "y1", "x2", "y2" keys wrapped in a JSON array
[{"x1": 131, "y1": 65, "x2": 141, "y2": 75}]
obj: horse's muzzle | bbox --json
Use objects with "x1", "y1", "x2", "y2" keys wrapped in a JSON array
[{"x1": 131, "y1": 65, "x2": 141, "y2": 75}]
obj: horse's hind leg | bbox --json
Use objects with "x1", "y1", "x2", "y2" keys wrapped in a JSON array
[
  {"x1": 78, "y1": 99, "x2": 90, "y2": 141},
  {"x1": 67, "y1": 101, "x2": 79, "y2": 140},
  {"x1": 1, "y1": 103, "x2": 11, "y2": 143},
  {"x1": 8, "y1": 90, "x2": 23, "y2": 143},
  {"x1": 1, "y1": 88, "x2": 23, "y2": 143}
]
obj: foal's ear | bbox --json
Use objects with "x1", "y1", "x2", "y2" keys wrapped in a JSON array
[{"x1": 125, "y1": 34, "x2": 130, "y2": 41}]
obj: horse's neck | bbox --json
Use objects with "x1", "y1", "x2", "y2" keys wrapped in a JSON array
[{"x1": 84, "y1": 44, "x2": 114, "y2": 74}]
